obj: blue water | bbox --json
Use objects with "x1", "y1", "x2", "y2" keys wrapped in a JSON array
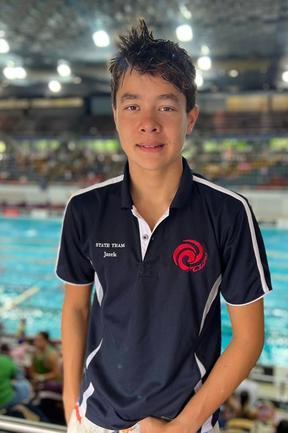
[{"x1": 0, "y1": 216, "x2": 287, "y2": 367}]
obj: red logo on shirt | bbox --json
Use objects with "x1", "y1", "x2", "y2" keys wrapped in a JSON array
[{"x1": 173, "y1": 240, "x2": 208, "y2": 272}]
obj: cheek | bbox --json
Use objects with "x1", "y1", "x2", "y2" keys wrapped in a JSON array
[
  {"x1": 170, "y1": 117, "x2": 189, "y2": 137},
  {"x1": 115, "y1": 115, "x2": 131, "y2": 133},
  {"x1": 117, "y1": 128, "x2": 131, "y2": 145}
]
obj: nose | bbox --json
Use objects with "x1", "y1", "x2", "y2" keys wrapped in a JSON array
[{"x1": 138, "y1": 115, "x2": 161, "y2": 133}]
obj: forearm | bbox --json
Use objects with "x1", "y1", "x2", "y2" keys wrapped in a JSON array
[
  {"x1": 61, "y1": 301, "x2": 89, "y2": 403},
  {"x1": 174, "y1": 335, "x2": 263, "y2": 433},
  {"x1": 40, "y1": 370, "x2": 58, "y2": 381}
]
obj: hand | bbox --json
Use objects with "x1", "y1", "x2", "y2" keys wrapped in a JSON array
[
  {"x1": 139, "y1": 417, "x2": 191, "y2": 433},
  {"x1": 63, "y1": 398, "x2": 77, "y2": 425},
  {"x1": 35, "y1": 374, "x2": 45, "y2": 382},
  {"x1": 162, "y1": 419, "x2": 191, "y2": 433},
  {"x1": 139, "y1": 417, "x2": 169, "y2": 433}
]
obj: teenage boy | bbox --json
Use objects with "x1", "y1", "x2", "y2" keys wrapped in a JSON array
[{"x1": 56, "y1": 19, "x2": 272, "y2": 433}]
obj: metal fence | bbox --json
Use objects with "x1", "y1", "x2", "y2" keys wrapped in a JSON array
[{"x1": 0, "y1": 415, "x2": 66, "y2": 433}]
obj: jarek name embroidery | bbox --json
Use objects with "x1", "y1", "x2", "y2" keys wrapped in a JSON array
[
  {"x1": 104, "y1": 251, "x2": 117, "y2": 258},
  {"x1": 95, "y1": 242, "x2": 125, "y2": 258}
]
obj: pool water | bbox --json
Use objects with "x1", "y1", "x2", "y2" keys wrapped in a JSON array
[{"x1": 0, "y1": 216, "x2": 287, "y2": 367}]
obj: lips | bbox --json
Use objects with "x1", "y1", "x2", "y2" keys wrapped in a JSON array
[{"x1": 136, "y1": 143, "x2": 164, "y2": 149}]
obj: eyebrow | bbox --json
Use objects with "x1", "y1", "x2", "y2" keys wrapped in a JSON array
[{"x1": 119, "y1": 93, "x2": 180, "y2": 104}]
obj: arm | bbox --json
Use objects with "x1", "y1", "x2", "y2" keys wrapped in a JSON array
[
  {"x1": 140, "y1": 299, "x2": 264, "y2": 433},
  {"x1": 37, "y1": 350, "x2": 60, "y2": 381},
  {"x1": 62, "y1": 282, "x2": 92, "y2": 423}
]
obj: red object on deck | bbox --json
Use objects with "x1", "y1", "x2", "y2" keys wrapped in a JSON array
[{"x1": 3, "y1": 207, "x2": 20, "y2": 217}]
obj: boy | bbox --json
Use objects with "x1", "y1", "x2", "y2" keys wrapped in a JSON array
[{"x1": 56, "y1": 19, "x2": 272, "y2": 433}]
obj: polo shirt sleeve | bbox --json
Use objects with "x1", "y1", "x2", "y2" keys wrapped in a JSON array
[
  {"x1": 56, "y1": 197, "x2": 95, "y2": 285},
  {"x1": 220, "y1": 198, "x2": 272, "y2": 305}
]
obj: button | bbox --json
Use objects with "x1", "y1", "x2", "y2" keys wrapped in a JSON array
[{"x1": 143, "y1": 234, "x2": 149, "y2": 241}]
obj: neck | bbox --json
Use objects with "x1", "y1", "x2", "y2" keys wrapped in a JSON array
[{"x1": 129, "y1": 158, "x2": 183, "y2": 207}]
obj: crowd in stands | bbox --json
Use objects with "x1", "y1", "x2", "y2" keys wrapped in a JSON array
[
  {"x1": 188, "y1": 148, "x2": 288, "y2": 188},
  {"x1": 0, "y1": 323, "x2": 288, "y2": 431},
  {"x1": 0, "y1": 147, "x2": 125, "y2": 187},
  {"x1": 0, "y1": 329, "x2": 64, "y2": 425},
  {"x1": 0, "y1": 143, "x2": 287, "y2": 189},
  {"x1": 219, "y1": 389, "x2": 279, "y2": 427}
]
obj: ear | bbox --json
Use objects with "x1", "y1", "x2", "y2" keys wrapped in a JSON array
[{"x1": 186, "y1": 105, "x2": 199, "y2": 135}]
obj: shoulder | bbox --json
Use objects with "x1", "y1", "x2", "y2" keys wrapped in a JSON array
[
  {"x1": 69, "y1": 174, "x2": 124, "y2": 205},
  {"x1": 192, "y1": 173, "x2": 250, "y2": 214},
  {"x1": 47, "y1": 346, "x2": 58, "y2": 360},
  {"x1": 64, "y1": 175, "x2": 124, "y2": 221},
  {"x1": 0, "y1": 355, "x2": 17, "y2": 372},
  {"x1": 61, "y1": 175, "x2": 124, "y2": 233}
]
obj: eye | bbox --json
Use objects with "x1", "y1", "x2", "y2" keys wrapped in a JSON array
[
  {"x1": 124, "y1": 105, "x2": 139, "y2": 111},
  {"x1": 159, "y1": 106, "x2": 176, "y2": 112}
]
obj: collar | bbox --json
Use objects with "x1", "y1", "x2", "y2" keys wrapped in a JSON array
[
  {"x1": 121, "y1": 161, "x2": 133, "y2": 209},
  {"x1": 170, "y1": 157, "x2": 194, "y2": 208},
  {"x1": 120, "y1": 157, "x2": 194, "y2": 209}
]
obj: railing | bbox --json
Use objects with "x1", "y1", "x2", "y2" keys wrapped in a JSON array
[{"x1": 0, "y1": 415, "x2": 66, "y2": 433}]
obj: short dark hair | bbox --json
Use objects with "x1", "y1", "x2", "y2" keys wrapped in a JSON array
[
  {"x1": 240, "y1": 390, "x2": 250, "y2": 407},
  {"x1": 39, "y1": 331, "x2": 50, "y2": 341},
  {"x1": 277, "y1": 421, "x2": 288, "y2": 433},
  {"x1": 0, "y1": 343, "x2": 10, "y2": 354},
  {"x1": 108, "y1": 19, "x2": 197, "y2": 112}
]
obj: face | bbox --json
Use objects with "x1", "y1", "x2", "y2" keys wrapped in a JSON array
[
  {"x1": 34, "y1": 334, "x2": 47, "y2": 350},
  {"x1": 113, "y1": 70, "x2": 199, "y2": 174}
]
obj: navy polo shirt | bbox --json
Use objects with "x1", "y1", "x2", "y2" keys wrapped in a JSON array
[{"x1": 56, "y1": 158, "x2": 272, "y2": 432}]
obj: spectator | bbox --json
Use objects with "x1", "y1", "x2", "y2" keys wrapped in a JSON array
[
  {"x1": 10, "y1": 339, "x2": 33, "y2": 375},
  {"x1": 30, "y1": 332, "x2": 62, "y2": 389},
  {"x1": 219, "y1": 393, "x2": 240, "y2": 427},
  {"x1": 257, "y1": 400, "x2": 276, "y2": 424},
  {"x1": 17, "y1": 318, "x2": 27, "y2": 339},
  {"x1": 0, "y1": 343, "x2": 31, "y2": 410},
  {"x1": 237, "y1": 390, "x2": 258, "y2": 420},
  {"x1": 237, "y1": 379, "x2": 259, "y2": 406}
]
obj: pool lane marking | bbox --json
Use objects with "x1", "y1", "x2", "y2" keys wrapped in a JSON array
[
  {"x1": 267, "y1": 250, "x2": 288, "y2": 259},
  {"x1": 0, "y1": 286, "x2": 39, "y2": 313},
  {"x1": 272, "y1": 274, "x2": 288, "y2": 281}
]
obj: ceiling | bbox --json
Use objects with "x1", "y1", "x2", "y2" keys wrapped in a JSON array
[{"x1": 0, "y1": 0, "x2": 288, "y2": 99}]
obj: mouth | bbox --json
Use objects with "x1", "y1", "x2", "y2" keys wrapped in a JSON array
[{"x1": 136, "y1": 143, "x2": 164, "y2": 150}]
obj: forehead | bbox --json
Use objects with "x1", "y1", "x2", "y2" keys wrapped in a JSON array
[{"x1": 116, "y1": 69, "x2": 184, "y2": 101}]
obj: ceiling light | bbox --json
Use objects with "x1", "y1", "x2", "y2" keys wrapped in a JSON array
[
  {"x1": 176, "y1": 24, "x2": 193, "y2": 42},
  {"x1": 229, "y1": 69, "x2": 239, "y2": 78},
  {"x1": 195, "y1": 70, "x2": 203, "y2": 88},
  {"x1": 48, "y1": 80, "x2": 62, "y2": 93},
  {"x1": 0, "y1": 38, "x2": 10, "y2": 54},
  {"x1": 73, "y1": 76, "x2": 82, "y2": 84},
  {"x1": 15, "y1": 66, "x2": 27, "y2": 79},
  {"x1": 3, "y1": 65, "x2": 26, "y2": 80},
  {"x1": 282, "y1": 70, "x2": 288, "y2": 83},
  {"x1": 201, "y1": 45, "x2": 210, "y2": 55},
  {"x1": 179, "y1": 5, "x2": 192, "y2": 19},
  {"x1": 3, "y1": 66, "x2": 16, "y2": 80},
  {"x1": 0, "y1": 141, "x2": 6, "y2": 153},
  {"x1": 197, "y1": 56, "x2": 212, "y2": 71},
  {"x1": 92, "y1": 30, "x2": 110, "y2": 47},
  {"x1": 57, "y1": 62, "x2": 71, "y2": 77}
]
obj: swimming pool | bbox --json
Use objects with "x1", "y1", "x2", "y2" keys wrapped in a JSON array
[{"x1": 0, "y1": 216, "x2": 287, "y2": 367}]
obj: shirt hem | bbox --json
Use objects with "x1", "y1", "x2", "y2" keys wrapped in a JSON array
[
  {"x1": 223, "y1": 289, "x2": 272, "y2": 306},
  {"x1": 55, "y1": 271, "x2": 94, "y2": 286}
]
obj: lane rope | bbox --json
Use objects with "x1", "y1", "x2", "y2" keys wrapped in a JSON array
[{"x1": 0, "y1": 286, "x2": 39, "y2": 314}]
